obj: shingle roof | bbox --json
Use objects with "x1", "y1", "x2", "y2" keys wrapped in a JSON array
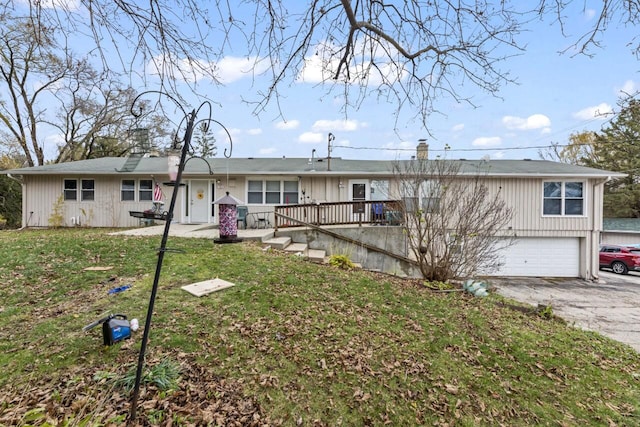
[{"x1": 2, "y1": 156, "x2": 626, "y2": 179}]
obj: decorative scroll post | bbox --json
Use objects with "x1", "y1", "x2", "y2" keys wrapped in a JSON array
[{"x1": 127, "y1": 93, "x2": 232, "y2": 424}]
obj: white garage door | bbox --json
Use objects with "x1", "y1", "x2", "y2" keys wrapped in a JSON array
[{"x1": 492, "y1": 237, "x2": 580, "y2": 277}]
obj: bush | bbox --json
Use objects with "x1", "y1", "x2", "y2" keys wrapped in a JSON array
[{"x1": 329, "y1": 254, "x2": 355, "y2": 270}]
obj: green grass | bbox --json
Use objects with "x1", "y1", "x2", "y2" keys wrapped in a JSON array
[{"x1": 0, "y1": 228, "x2": 639, "y2": 426}]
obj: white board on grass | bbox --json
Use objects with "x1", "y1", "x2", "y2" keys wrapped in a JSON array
[{"x1": 181, "y1": 278, "x2": 235, "y2": 297}]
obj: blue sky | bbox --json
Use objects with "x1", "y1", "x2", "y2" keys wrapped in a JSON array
[{"x1": 36, "y1": 1, "x2": 639, "y2": 162}]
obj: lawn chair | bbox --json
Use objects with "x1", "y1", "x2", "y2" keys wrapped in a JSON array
[{"x1": 237, "y1": 206, "x2": 248, "y2": 229}]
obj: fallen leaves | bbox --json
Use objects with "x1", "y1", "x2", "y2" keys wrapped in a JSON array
[{"x1": 0, "y1": 353, "x2": 271, "y2": 426}]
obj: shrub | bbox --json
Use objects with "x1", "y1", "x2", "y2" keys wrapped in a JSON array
[
  {"x1": 329, "y1": 254, "x2": 355, "y2": 270},
  {"x1": 48, "y1": 196, "x2": 65, "y2": 228}
]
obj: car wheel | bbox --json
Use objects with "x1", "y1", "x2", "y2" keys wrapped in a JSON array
[{"x1": 611, "y1": 261, "x2": 629, "y2": 275}]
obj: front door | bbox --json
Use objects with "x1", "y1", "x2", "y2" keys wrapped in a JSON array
[
  {"x1": 190, "y1": 180, "x2": 209, "y2": 223},
  {"x1": 349, "y1": 180, "x2": 369, "y2": 221}
]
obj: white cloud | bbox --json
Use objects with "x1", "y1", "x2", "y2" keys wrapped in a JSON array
[
  {"x1": 452, "y1": 123, "x2": 465, "y2": 132},
  {"x1": 311, "y1": 119, "x2": 365, "y2": 132},
  {"x1": 502, "y1": 114, "x2": 551, "y2": 130},
  {"x1": 18, "y1": 0, "x2": 79, "y2": 10},
  {"x1": 247, "y1": 128, "x2": 263, "y2": 135},
  {"x1": 259, "y1": 147, "x2": 277, "y2": 155},
  {"x1": 298, "y1": 132, "x2": 324, "y2": 143},
  {"x1": 383, "y1": 140, "x2": 414, "y2": 151},
  {"x1": 584, "y1": 9, "x2": 596, "y2": 20},
  {"x1": 472, "y1": 137, "x2": 502, "y2": 147},
  {"x1": 275, "y1": 120, "x2": 300, "y2": 130},
  {"x1": 215, "y1": 56, "x2": 270, "y2": 84},
  {"x1": 492, "y1": 151, "x2": 505, "y2": 159},
  {"x1": 148, "y1": 55, "x2": 268, "y2": 84},
  {"x1": 618, "y1": 80, "x2": 638, "y2": 96},
  {"x1": 572, "y1": 103, "x2": 613, "y2": 120},
  {"x1": 216, "y1": 127, "x2": 242, "y2": 144},
  {"x1": 377, "y1": 140, "x2": 418, "y2": 159},
  {"x1": 297, "y1": 41, "x2": 408, "y2": 86}
]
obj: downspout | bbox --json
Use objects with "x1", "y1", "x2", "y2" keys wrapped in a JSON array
[
  {"x1": 591, "y1": 176, "x2": 610, "y2": 281},
  {"x1": 6, "y1": 173, "x2": 22, "y2": 184}
]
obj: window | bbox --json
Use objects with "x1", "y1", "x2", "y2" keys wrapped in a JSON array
[
  {"x1": 370, "y1": 180, "x2": 390, "y2": 201},
  {"x1": 421, "y1": 180, "x2": 440, "y2": 213},
  {"x1": 352, "y1": 183, "x2": 366, "y2": 201},
  {"x1": 283, "y1": 181, "x2": 299, "y2": 204},
  {"x1": 247, "y1": 179, "x2": 299, "y2": 205},
  {"x1": 247, "y1": 180, "x2": 263, "y2": 204},
  {"x1": 265, "y1": 180, "x2": 281, "y2": 204},
  {"x1": 64, "y1": 179, "x2": 78, "y2": 201},
  {"x1": 81, "y1": 179, "x2": 95, "y2": 201},
  {"x1": 139, "y1": 179, "x2": 153, "y2": 201},
  {"x1": 401, "y1": 179, "x2": 440, "y2": 214},
  {"x1": 121, "y1": 180, "x2": 135, "y2": 201},
  {"x1": 543, "y1": 181, "x2": 584, "y2": 215}
]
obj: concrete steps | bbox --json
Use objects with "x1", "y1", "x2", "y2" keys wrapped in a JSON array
[
  {"x1": 284, "y1": 242, "x2": 308, "y2": 254},
  {"x1": 264, "y1": 236, "x2": 291, "y2": 249},
  {"x1": 263, "y1": 236, "x2": 327, "y2": 263},
  {"x1": 307, "y1": 249, "x2": 327, "y2": 263}
]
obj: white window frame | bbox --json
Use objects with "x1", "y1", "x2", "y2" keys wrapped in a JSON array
[
  {"x1": 542, "y1": 181, "x2": 585, "y2": 216},
  {"x1": 80, "y1": 179, "x2": 95, "y2": 201},
  {"x1": 400, "y1": 179, "x2": 440, "y2": 213},
  {"x1": 121, "y1": 179, "x2": 136, "y2": 201},
  {"x1": 121, "y1": 179, "x2": 157, "y2": 202},
  {"x1": 139, "y1": 179, "x2": 153, "y2": 202},
  {"x1": 63, "y1": 178, "x2": 78, "y2": 201},
  {"x1": 64, "y1": 178, "x2": 96, "y2": 201},
  {"x1": 247, "y1": 178, "x2": 299, "y2": 205}
]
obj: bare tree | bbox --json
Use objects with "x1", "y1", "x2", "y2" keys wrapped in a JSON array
[
  {"x1": 0, "y1": 12, "x2": 170, "y2": 165},
  {"x1": 0, "y1": 15, "x2": 71, "y2": 166},
  {"x1": 52, "y1": 81, "x2": 171, "y2": 162},
  {"x1": 16, "y1": 1, "x2": 638, "y2": 128},
  {"x1": 392, "y1": 157, "x2": 514, "y2": 281}
]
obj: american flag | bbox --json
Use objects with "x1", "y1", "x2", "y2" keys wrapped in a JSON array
[{"x1": 153, "y1": 183, "x2": 163, "y2": 202}]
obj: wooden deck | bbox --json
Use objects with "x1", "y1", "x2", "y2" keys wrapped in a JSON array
[{"x1": 274, "y1": 200, "x2": 404, "y2": 229}]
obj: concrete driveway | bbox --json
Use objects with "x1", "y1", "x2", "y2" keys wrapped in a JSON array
[{"x1": 492, "y1": 272, "x2": 640, "y2": 352}]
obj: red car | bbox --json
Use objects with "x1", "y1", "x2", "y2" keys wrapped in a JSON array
[{"x1": 599, "y1": 244, "x2": 640, "y2": 274}]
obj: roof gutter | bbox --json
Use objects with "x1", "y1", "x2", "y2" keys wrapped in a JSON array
[{"x1": 6, "y1": 173, "x2": 22, "y2": 184}]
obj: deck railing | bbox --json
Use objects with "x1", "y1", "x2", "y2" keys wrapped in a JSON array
[{"x1": 274, "y1": 200, "x2": 404, "y2": 229}]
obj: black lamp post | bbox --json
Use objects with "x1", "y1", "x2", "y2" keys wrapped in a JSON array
[{"x1": 127, "y1": 92, "x2": 232, "y2": 424}]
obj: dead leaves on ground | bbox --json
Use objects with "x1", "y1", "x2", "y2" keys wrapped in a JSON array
[{"x1": 0, "y1": 352, "x2": 270, "y2": 426}]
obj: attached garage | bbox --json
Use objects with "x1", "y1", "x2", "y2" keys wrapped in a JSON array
[{"x1": 492, "y1": 237, "x2": 580, "y2": 277}]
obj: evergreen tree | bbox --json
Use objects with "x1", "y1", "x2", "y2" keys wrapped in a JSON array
[
  {"x1": 0, "y1": 154, "x2": 23, "y2": 228},
  {"x1": 193, "y1": 123, "x2": 217, "y2": 158}
]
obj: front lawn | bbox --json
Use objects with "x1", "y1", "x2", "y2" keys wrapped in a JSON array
[{"x1": 0, "y1": 229, "x2": 638, "y2": 426}]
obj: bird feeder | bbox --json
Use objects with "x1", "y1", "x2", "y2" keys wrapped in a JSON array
[{"x1": 213, "y1": 192, "x2": 244, "y2": 243}]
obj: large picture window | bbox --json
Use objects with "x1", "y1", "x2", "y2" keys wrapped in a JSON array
[
  {"x1": 543, "y1": 181, "x2": 584, "y2": 216},
  {"x1": 247, "y1": 179, "x2": 299, "y2": 205}
]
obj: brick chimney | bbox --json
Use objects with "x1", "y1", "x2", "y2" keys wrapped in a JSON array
[{"x1": 416, "y1": 141, "x2": 428, "y2": 159}]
